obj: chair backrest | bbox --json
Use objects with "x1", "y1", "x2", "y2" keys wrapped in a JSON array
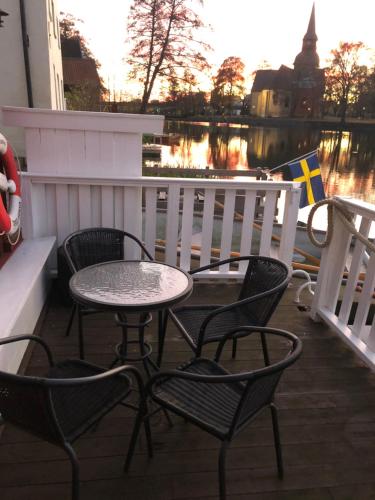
[
  {"x1": 236, "y1": 256, "x2": 290, "y2": 326},
  {"x1": 230, "y1": 328, "x2": 301, "y2": 437},
  {"x1": 63, "y1": 227, "x2": 152, "y2": 273},
  {"x1": 0, "y1": 371, "x2": 64, "y2": 445}
]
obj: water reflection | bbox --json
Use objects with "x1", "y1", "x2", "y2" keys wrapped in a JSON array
[{"x1": 157, "y1": 120, "x2": 375, "y2": 203}]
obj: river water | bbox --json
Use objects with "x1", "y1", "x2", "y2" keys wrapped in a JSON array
[
  {"x1": 143, "y1": 119, "x2": 375, "y2": 236},
  {"x1": 152, "y1": 120, "x2": 375, "y2": 206}
]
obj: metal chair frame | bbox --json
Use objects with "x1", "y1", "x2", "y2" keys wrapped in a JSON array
[
  {"x1": 168, "y1": 255, "x2": 291, "y2": 357},
  {"x1": 0, "y1": 335, "x2": 152, "y2": 500},
  {"x1": 62, "y1": 227, "x2": 158, "y2": 360},
  {"x1": 140, "y1": 327, "x2": 302, "y2": 500}
]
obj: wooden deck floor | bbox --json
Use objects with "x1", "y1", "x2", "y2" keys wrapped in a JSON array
[{"x1": 1, "y1": 278, "x2": 375, "y2": 500}]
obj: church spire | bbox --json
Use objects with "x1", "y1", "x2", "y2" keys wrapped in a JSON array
[
  {"x1": 294, "y1": 3, "x2": 319, "y2": 71},
  {"x1": 304, "y1": 3, "x2": 317, "y2": 44}
]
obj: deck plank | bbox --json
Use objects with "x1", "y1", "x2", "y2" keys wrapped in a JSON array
[{"x1": 1, "y1": 279, "x2": 375, "y2": 499}]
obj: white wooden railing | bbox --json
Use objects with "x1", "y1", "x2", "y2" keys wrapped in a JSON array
[
  {"x1": 21, "y1": 173, "x2": 301, "y2": 277},
  {"x1": 311, "y1": 196, "x2": 375, "y2": 370},
  {"x1": 2, "y1": 107, "x2": 301, "y2": 279}
]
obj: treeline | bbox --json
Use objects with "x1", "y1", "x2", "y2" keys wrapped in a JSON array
[{"x1": 60, "y1": 2, "x2": 375, "y2": 122}]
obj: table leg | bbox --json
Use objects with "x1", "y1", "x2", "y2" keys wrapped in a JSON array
[
  {"x1": 157, "y1": 309, "x2": 168, "y2": 367},
  {"x1": 114, "y1": 312, "x2": 154, "y2": 374},
  {"x1": 139, "y1": 312, "x2": 151, "y2": 378}
]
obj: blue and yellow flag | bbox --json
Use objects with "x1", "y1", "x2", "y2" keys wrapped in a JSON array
[{"x1": 288, "y1": 152, "x2": 325, "y2": 208}]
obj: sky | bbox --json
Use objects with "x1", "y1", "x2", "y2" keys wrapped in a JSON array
[{"x1": 58, "y1": 0, "x2": 375, "y2": 99}]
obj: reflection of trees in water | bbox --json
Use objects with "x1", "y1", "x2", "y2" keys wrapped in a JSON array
[
  {"x1": 206, "y1": 125, "x2": 249, "y2": 169},
  {"x1": 319, "y1": 130, "x2": 375, "y2": 179},
  {"x1": 350, "y1": 131, "x2": 375, "y2": 171},
  {"x1": 246, "y1": 126, "x2": 320, "y2": 177},
  {"x1": 207, "y1": 126, "x2": 230, "y2": 168},
  {"x1": 162, "y1": 122, "x2": 375, "y2": 200},
  {"x1": 166, "y1": 120, "x2": 206, "y2": 142}
]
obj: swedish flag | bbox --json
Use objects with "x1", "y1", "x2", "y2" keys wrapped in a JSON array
[{"x1": 288, "y1": 152, "x2": 325, "y2": 208}]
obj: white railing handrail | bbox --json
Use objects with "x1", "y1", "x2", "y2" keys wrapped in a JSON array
[
  {"x1": 333, "y1": 195, "x2": 375, "y2": 219},
  {"x1": 21, "y1": 172, "x2": 300, "y2": 191}
]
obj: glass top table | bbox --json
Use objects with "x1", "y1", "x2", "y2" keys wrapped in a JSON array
[
  {"x1": 69, "y1": 260, "x2": 193, "y2": 312},
  {"x1": 69, "y1": 260, "x2": 193, "y2": 372}
]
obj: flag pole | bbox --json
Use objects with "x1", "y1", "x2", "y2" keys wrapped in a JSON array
[{"x1": 268, "y1": 148, "x2": 319, "y2": 173}]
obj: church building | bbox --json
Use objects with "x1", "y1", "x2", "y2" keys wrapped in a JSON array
[{"x1": 250, "y1": 4, "x2": 325, "y2": 118}]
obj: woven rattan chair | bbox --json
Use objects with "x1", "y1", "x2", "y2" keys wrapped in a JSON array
[
  {"x1": 167, "y1": 256, "x2": 291, "y2": 358},
  {"x1": 62, "y1": 227, "x2": 153, "y2": 359},
  {"x1": 141, "y1": 326, "x2": 302, "y2": 500},
  {"x1": 0, "y1": 334, "x2": 151, "y2": 500}
]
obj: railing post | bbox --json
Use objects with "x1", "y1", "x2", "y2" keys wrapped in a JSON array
[
  {"x1": 310, "y1": 206, "x2": 352, "y2": 320},
  {"x1": 278, "y1": 188, "x2": 301, "y2": 266}
]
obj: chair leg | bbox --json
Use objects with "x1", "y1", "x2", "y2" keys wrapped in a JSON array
[
  {"x1": 218, "y1": 440, "x2": 229, "y2": 500},
  {"x1": 231, "y1": 338, "x2": 237, "y2": 359},
  {"x1": 65, "y1": 304, "x2": 77, "y2": 337},
  {"x1": 124, "y1": 403, "x2": 153, "y2": 472},
  {"x1": 63, "y1": 442, "x2": 80, "y2": 500},
  {"x1": 77, "y1": 306, "x2": 85, "y2": 360},
  {"x1": 143, "y1": 411, "x2": 153, "y2": 458},
  {"x1": 270, "y1": 403, "x2": 283, "y2": 479},
  {"x1": 260, "y1": 331, "x2": 270, "y2": 366}
]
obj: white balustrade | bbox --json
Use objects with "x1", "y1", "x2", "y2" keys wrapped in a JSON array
[
  {"x1": 2, "y1": 105, "x2": 301, "y2": 275},
  {"x1": 20, "y1": 173, "x2": 300, "y2": 277},
  {"x1": 311, "y1": 196, "x2": 375, "y2": 370}
]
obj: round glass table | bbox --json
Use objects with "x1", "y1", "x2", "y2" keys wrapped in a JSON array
[{"x1": 69, "y1": 260, "x2": 193, "y2": 372}]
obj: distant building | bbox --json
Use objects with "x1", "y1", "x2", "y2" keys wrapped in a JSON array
[
  {"x1": 250, "y1": 4, "x2": 324, "y2": 119},
  {"x1": 0, "y1": 0, "x2": 64, "y2": 155},
  {"x1": 61, "y1": 37, "x2": 102, "y2": 111}
]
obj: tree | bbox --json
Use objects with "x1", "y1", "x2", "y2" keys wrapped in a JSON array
[
  {"x1": 356, "y1": 65, "x2": 375, "y2": 118},
  {"x1": 211, "y1": 57, "x2": 245, "y2": 114},
  {"x1": 324, "y1": 42, "x2": 368, "y2": 123},
  {"x1": 126, "y1": 0, "x2": 211, "y2": 113}
]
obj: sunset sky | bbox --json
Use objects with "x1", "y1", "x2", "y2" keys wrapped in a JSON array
[{"x1": 59, "y1": 0, "x2": 375, "y2": 99}]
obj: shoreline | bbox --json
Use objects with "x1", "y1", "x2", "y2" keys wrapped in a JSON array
[{"x1": 165, "y1": 114, "x2": 375, "y2": 132}]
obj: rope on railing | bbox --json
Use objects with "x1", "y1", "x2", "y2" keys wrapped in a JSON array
[{"x1": 307, "y1": 198, "x2": 375, "y2": 253}]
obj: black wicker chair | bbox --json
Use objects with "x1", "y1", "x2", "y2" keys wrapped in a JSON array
[
  {"x1": 0, "y1": 335, "x2": 151, "y2": 500},
  {"x1": 141, "y1": 326, "x2": 302, "y2": 500},
  {"x1": 167, "y1": 255, "x2": 291, "y2": 358},
  {"x1": 62, "y1": 227, "x2": 154, "y2": 359}
]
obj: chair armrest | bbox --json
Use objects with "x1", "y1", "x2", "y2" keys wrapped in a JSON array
[
  {"x1": 46, "y1": 362, "x2": 146, "y2": 393},
  {"x1": 0, "y1": 334, "x2": 54, "y2": 366},
  {"x1": 214, "y1": 326, "x2": 300, "y2": 362}
]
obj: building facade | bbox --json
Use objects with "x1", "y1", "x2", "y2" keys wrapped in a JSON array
[
  {"x1": 0, "y1": 0, "x2": 64, "y2": 155},
  {"x1": 250, "y1": 4, "x2": 324, "y2": 119}
]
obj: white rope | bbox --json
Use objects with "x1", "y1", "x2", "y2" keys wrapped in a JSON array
[{"x1": 307, "y1": 198, "x2": 375, "y2": 253}]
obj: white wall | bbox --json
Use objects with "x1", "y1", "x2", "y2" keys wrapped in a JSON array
[{"x1": 0, "y1": 0, "x2": 63, "y2": 155}]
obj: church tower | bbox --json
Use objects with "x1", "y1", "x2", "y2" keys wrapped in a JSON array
[
  {"x1": 294, "y1": 3, "x2": 319, "y2": 76},
  {"x1": 291, "y1": 3, "x2": 324, "y2": 117}
]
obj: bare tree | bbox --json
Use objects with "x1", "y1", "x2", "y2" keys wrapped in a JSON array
[
  {"x1": 325, "y1": 42, "x2": 368, "y2": 123},
  {"x1": 126, "y1": 0, "x2": 211, "y2": 113}
]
